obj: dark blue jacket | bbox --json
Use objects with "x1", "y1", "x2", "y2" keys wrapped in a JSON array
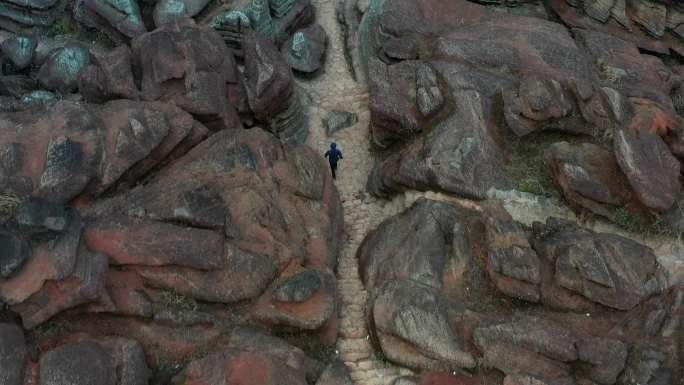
[{"x1": 325, "y1": 144, "x2": 343, "y2": 164}]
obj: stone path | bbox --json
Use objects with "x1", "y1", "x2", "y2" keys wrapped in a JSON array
[
  {"x1": 298, "y1": 1, "x2": 420, "y2": 384},
  {"x1": 298, "y1": 1, "x2": 684, "y2": 385}
]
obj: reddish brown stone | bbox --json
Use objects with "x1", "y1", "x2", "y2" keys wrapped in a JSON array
[
  {"x1": 131, "y1": 19, "x2": 241, "y2": 132},
  {"x1": 84, "y1": 215, "x2": 225, "y2": 270},
  {"x1": 12, "y1": 250, "x2": 108, "y2": 329},
  {"x1": 545, "y1": 142, "x2": 633, "y2": 218},
  {"x1": 250, "y1": 263, "x2": 336, "y2": 330}
]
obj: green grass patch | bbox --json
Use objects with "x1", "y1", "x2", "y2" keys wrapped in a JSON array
[
  {"x1": 48, "y1": 0, "x2": 77, "y2": 38},
  {"x1": 612, "y1": 208, "x2": 680, "y2": 238},
  {"x1": 48, "y1": 18, "x2": 76, "y2": 37},
  {"x1": 504, "y1": 131, "x2": 571, "y2": 198},
  {"x1": 0, "y1": 192, "x2": 21, "y2": 218},
  {"x1": 159, "y1": 290, "x2": 199, "y2": 312},
  {"x1": 373, "y1": 349, "x2": 393, "y2": 367},
  {"x1": 34, "y1": 320, "x2": 70, "y2": 340}
]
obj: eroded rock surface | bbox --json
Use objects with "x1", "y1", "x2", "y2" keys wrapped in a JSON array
[{"x1": 358, "y1": 197, "x2": 681, "y2": 382}]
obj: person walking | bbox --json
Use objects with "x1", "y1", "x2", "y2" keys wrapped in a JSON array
[{"x1": 324, "y1": 142, "x2": 343, "y2": 179}]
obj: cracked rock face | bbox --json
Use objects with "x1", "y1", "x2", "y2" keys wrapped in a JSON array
[{"x1": 358, "y1": 197, "x2": 681, "y2": 383}]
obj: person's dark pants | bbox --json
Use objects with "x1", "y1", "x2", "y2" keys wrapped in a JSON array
[{"x1": 329, "y1": 160, "x2": 338, "y2": 179}]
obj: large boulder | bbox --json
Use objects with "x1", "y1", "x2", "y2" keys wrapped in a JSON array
[
  {"x1": 77, "y1": 0, "x2": 147, "y2": 39},
  {"x1": 154, "y1": 0, "x2": 211, "y2": 27},
  {"x1": 545, "y1": 141, "x2": 633, "y2": 218},
  {"x1": 131, "y1": 19, "x2": 241, "y2": 131},
  {"x1": 81, "y1": 127, "x2": 342, "y2": 334},
  {"x1": 484, "y1": 203, "x2": 542, "y2": 302},
  {"x1": 172, "y1": 327, "x2": 322, "y2": 385},
  {"x1": 430, "y1": 16, "x2": 594, "y2": 83},
  {"x1": 0, "y1": 323, "x2": 26, "y2": 385},
  {"x1": 281, "y1": 24, "x2": 328, "y2": 74},
  {"x1": 371, "y1": 279, "x2": 476, "y2": 370},
  {"x1": 502, "y1": 76, "x2": 613, "y2": 137},
  {"x1": 613, "y1": 125, "x2": 681, "y2": 212},
  {"x1": 39, "y1": 337, "x2": 149, "y2": 385},
  {"x1": 474, "y1": 316, "x2": 577, "y2": 379},
  {"x1": 0, "y1": 0, "x2": 59, "y2": 34},
  {"x1": 85, "y1": 215, "x2": 225, "y2": 270},
  {"x1": 0, "y1": 99, "x2": 209, "y2": 205},
  {"x1": 37, "y1": 45, "x2": 92, "y2": 93},
  {"x1": 0, "y1": 209, "x2": 83, "y2": 306},
  {"x1": 251, "y1": 266, "x2": 336, "y2": 330},
  {"x1": 548, "y1": 0, "x2": 684, "y2": 57},
  {"x1": 242, "y1": 30, "x2": 305, "y2": 142},
  {"x1": 0, "y1": 100, "x2": 101, "y2": 203},
  {"x1": 78, "y1": 45, "x2": 139, "y2": 103},
  {"x1": 0, "y1": 227, "x2": 30, "y2": 278},
  {"x1": 359, "y1": 198, "x2": 478, "y2": 370},
  {"x1": 0, "y1": 35, "x2": 35, "y2": 70},
  {"x1": 39, "y1": 341, "x2": 118, "y2": 385},
  {"x1": 367, "y1": 88, "x2": 506, "y2": 200},
  {"x1": 575, "y1": 29, "x2": 677, "y2": 104},
  {"x1": 530, "y1": 217, "x2": 669, "y2": 311},
  {"x1": 12, "y1": 249, "x2": 108, "y2": 329},
  {"x1": 316, "y1": 361, "x2": 353, "y2": 385}
]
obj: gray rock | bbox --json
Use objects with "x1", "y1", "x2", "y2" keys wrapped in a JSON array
[
  {"x1": 273, "y1": 269, "x2": 323, "y2": 303},
  {"x1": 474, "y1": 316, "x2": 575, "y2": 379},
  {"x1": 109, "y1": 338, "x2": 150, "y2": 385},
  {"x1": 532, "y1": 218, "x2": 669, "y2": 311},
  {"x1": 485, "y1": 203, "x2": 542, "y2": 302},
  {"x1": 82, "y1": 0, "x2": 147, "y2": 38},
  {"x1": 40, "y1": 341, "x2": 117, "y2": 385},
  {"x1": 315, "y1": 361, "x2": 353, "y2": 385},
  {"x1": 0, "y1": 75, "x2": 36, "y2": 98},
  {"x1": 475, "y1": 316, "x2": 578, "y2": 363},
  {"x1": 0, "y1": 323, "x2": 25, "y2": 385},
  {"x1": 359, "y1": 198, "x2": 466, "y2": 290},
  {"x1": 382, "y1": 36, "x2": 418, "y2": 61},
  {"x1": 415, "y1": 64, "x2": 443, "y2": 117},
  {"x1": 614, "y1": 127, "x2": 681, "y2": 212},
  {"x1": 244, "y1": 30, "x2": 305, "y2": 142},
  {"x1": 545, "y1": 141, "x2": 632, "y2": 218},
  {"x1": 20, "y1": 90, "x2": 56, "y2": 105},
  {"x1": 38, "y1": 45, "x2": 92, "y2": 93},
  {"x1": 0, "y1": 35, "x2": 35, "y2": 70},
  {"x1": 15, "y1": 198, "x2": 75, "y2": 237},
  {"x1": 373, "y1": 279, "x2": 476, "y2": 370},
  {"x1": 271, "y1": 0, "x2": 296, "y2": 18},
  {"x1": 620, "y1": 345, "x2": 672, "y2": 385},
  {"x1": 208, "y1": 10, "x2": 251, "y2": 51},
  {"x1": 0, "y1": 227, "x2": 30, "y2": 278},
  {"x1": 282, "y1": 24, "x2": 328, "y2": 73},
  {"x1": 249, "y1": 0, "x2": 274, "y2": 38},
  {"x1": 324, "y1": 110, "x2": 357, "y2": 135},
  {"x1": 577, "y1": 337, "x2": 628, "y2": 385},
  {"x1": 153, "y1": 0, "x2": 211, "y2": 27},
  {"x1": 367, "y1": 88, "x2": 506, "y2": 200}
]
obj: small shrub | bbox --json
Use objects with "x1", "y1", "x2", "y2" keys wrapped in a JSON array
[
  {"x1": 159, "y1": 290, "x2": 199, "y2": 312},
  {"x1": 504, "y1": 132, "x2": 566, "y2": 198},
  {"x1": 612, "y1": 208, "x2": 679, "y2": 238},
  {"x1": 48, "y1": 0, "x2": 77, "y2": 38},
  {"x1": 0, "y1": 192, "x2": 21, "y2": 217}
]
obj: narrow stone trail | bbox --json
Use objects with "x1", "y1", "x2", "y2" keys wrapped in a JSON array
[{"x1": 297, "y1": 1, "x2": 420, "y2": 384}]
